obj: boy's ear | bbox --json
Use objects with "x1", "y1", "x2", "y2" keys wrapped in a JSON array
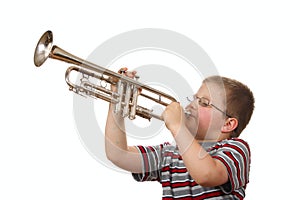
[{"x1": 221, "y1": 117, "x2": 238, "y2": 133}]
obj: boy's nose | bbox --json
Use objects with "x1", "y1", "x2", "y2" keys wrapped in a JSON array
[{"x1": 185, "y1": 101, "x2": 197, "y2": 110}]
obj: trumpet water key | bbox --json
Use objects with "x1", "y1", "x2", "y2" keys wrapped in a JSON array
[{"x1": 34, "y1": 30, "x2": 191, "y2": 121}]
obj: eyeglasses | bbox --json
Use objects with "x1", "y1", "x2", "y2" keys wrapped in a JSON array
[{"x1": 186, "y1": 95, "x2": 231, "y2": 118}]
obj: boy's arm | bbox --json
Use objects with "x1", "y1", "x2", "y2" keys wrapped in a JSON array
[
  {"x1": 104, "y1": 70, "x2": 143, "y2": 173},
  {"x1": 163, "y1": 102, "x2": 228, "y2": 187},
  {"x1": 175, "y1": 131, "x2": 228, "y2": 187}
]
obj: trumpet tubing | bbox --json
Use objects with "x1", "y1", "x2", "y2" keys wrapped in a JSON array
[{"x1": 34, "y1": 30, "x2": 189, "y2": 121}]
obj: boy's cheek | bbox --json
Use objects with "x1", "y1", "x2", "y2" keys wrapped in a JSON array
[
  {"x1": 198, "y1": 108, "x2": 211, "y2": 124},
  {"x1": 184, "y1": 116, "x2": 199, "y2": 134}
]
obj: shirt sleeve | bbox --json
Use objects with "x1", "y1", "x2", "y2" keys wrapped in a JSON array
[
  {"x1": 132, "y1": 144, "x2": 165, "y2": 182},
  {"x1": 210, "y1": 138, "x2": 251, "y2": 193}
]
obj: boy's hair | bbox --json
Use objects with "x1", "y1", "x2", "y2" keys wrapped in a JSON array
[{"x1": 203, "y1": 76, "x2": 255, "y2": 137}]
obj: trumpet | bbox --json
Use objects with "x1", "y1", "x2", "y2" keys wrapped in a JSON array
[{"x1": 34, "y1": 30, "x2": 190, "y2": 121}]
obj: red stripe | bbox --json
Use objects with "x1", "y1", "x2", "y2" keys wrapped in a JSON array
[
  {"x1": 200, "y1": 190, "x2": 224, "y2": 199},
  {"x1": 137, "y1": 146, "x2": 149, "y2": 181},
  {"x1": 208, "y1": 144, "x2": 222, "y2": 151},
  {"x1": 148, "y1": 145, "x2": 159, "y2": 164},
  {"x1": 161, "y1": 166, "x2": 187, "y2": 174},
  {"x1": 161, "y1": 180, "x2": 198, "y2": 188},
  {"x1": 163, "y1": 152, "x2": 182, "y2": 159},
  {"x1": 171, "y1": 168, "x2": 187, "y2": 173},
  {"x1": 223, "y1": 143, "x2": 245, "y2": 156},
  {"x1": 232, "y1": 191, "x2": 244, "y2": 200},
  {"x1": 162, "y1": 166, "x2": 170, "y2": 171}
]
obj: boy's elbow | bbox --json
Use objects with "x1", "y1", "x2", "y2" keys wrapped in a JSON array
[
  {"x1": 105, "y1": 146, "x2": 120, "y2": 164},
  {"x1": 106, "y1": 150, "x2": 123, "y2": 167},
  {"x1": 105, "y1": 150, "x2": 114, "y2": 162},
  {"x1": 105, "y1": 144, "x2": 118, "y2": 164},
  {"x1": 193, "y1": 171, "x2": 212, "y2": 187},
  {"x1": 105, "y1": 145, "x2": 131, "y2": 168},
  {"x1": 192, "y1": 164, "x2": 228, "y2": 187}
]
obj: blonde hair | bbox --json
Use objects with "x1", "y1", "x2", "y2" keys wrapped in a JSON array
[{"x1": 203, "y1": 76, "x2": 255, "y2": 137}]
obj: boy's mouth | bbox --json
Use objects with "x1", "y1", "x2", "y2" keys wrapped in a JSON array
[
  {"x1": 184, "y1": 109, "x2": 192, "y2": 117},
  {"x1": 185, "y1": 110, "x2": 196, "y2": 119}
]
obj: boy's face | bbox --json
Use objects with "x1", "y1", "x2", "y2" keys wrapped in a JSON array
[{"x1": 184, "y1": 82, "x2": 227, "y2": 140}]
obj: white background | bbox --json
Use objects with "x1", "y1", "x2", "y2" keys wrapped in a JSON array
[{"x1": 1, "y1": 0, "x2": 300, "y2": 199}]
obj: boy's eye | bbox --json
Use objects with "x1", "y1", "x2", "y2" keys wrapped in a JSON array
[{"x1": 198, "y1": 98, "x2": 210, "y2": 107}]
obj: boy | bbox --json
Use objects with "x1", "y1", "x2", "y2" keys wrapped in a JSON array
[{"x1": 105, "y1": 68, "x2": 255, "y2": 199}]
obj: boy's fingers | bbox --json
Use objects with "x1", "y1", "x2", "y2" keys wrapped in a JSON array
[{"x1": 118, "y1": 67, "x2": 128, "y2": 74}]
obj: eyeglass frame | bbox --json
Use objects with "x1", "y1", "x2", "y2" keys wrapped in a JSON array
[{"x1": 186, "y1": 95, "x2": 232, "y2": 118}]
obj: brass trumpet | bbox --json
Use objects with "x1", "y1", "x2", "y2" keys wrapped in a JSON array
[{"x1": 34, "y1": 30, "x2": 190, "y2": 121}]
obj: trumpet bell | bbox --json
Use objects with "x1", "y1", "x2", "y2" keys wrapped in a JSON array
[{"x1": 34, "y1": 30, "x2": 53, "y2": 67}]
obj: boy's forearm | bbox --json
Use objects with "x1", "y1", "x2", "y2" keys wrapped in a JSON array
[
  {"x1": 104, "y1": 68, "x2": 144, "y2": 172},
  {"x1": 104, "y1": 103, "x2": 143, "y2": 173},
  {"x1": 105, "y1": 103, "x2": 128, "y2": 161},
  {"x1": 173, "y1": 127, "x2": 228, "y2": 187}
]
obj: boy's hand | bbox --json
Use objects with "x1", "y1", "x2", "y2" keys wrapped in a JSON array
[
  {"x1": 110, "y1": 67, "x2": 138, "y2": 92},
  {"x1": 163, "y1": 102, "x2": 186, "y2": 136}
]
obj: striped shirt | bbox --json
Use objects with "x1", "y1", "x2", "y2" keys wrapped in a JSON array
[{"x1": 132, "y1": 138, "x2": 250, "y2": 200}]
